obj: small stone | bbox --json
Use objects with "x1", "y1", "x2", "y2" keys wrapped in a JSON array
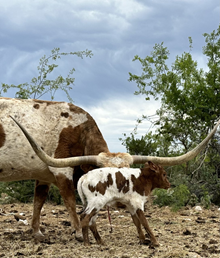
[
  {"x1": 183, "y1": 229, "x2": 192, "y2": 235},
  {"x1": 209, "y1": 239, "x2": 218, "y2": 244}
]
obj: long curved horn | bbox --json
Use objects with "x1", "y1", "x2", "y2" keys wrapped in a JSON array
[
  {"x1": 11, "y1": 116, "x2": 220, "y2": 168},
  {"x1": 10, "y1": 116, "x2": 99, "y2": 168},
  {"x1": 132, "y1": 118, "x2": 220, "y2": 166}
]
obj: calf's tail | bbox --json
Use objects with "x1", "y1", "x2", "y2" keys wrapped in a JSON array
[{"x1": 77, "y1": 177, "x2": 87, "y2": 214}]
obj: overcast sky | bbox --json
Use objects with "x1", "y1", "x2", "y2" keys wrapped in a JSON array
[{"x1": 0, "y1": 0, "x2": 219, "y2": 152}]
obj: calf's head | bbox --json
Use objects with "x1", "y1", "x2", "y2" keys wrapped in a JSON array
[{"x1": 144, "y1": 161, "x2": 170, "y2": 190}]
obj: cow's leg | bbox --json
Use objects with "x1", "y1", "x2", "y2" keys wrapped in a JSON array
[
  {"x1": 32, "y1": 180, "x2": 50, "y2": 240},
  {"x1": 131, "y1": 213, "x2": 145, "y2": 243},
  {"x1": 136, "y1": 209, "x2": 159, "y2": 247},
  {"x1": 80, "y1": 208, "x2": 98, "y2": 246},
  {"x1": 55, "y1": 173, "x2": 83, "y2": 241}
]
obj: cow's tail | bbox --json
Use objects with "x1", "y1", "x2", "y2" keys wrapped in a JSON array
[{"x1": 77, "y1": 177, "x2": 87, "y2": 215}]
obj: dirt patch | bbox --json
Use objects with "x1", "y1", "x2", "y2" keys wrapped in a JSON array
[{"x1": 0, "y1": 202, "x2": 219, "y2": 258}]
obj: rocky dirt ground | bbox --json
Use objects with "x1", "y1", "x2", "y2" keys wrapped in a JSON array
[{"x1": 0, "y1": 201, "x2": 219, "y2": 258}]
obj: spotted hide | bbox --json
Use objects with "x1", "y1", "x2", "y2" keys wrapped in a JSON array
[
  {"x1": 0, "y1": 97, "x2": 109, "y2": 241},
  {"x1": 77, "y1": 161, "x2": 170, "y2": 247}
]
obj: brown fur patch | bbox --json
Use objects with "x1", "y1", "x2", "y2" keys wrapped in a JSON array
[
  {"x1": 131, "y1": 174, "x2": 146, "y2": 196},
  {"x1": 33, "y1": 104, "x2": 40, "y2": 109},
  {"x1": 115, "y1": 171, "x2": 130, "y2": 193},
  {"x1": 131, "y1": 163, "x2": 170, "y2": 196},
  {"x1": 0, "y1": 124, "x2": 6, "y2": 148},
  {"x1": 55, "y1": 123, "x2": 108, "y2": 159},
  {"x1": 54, "y1": 125, "x2": 83, "y2": 158},
  {"x1": 68, "y1": 103, "x2": 87, "y2": 115},
  {"x1": 33, "y1": 99, "x2": 62, "y2": 105},
  {"x1": 88, "y1": 174, "x2": 113, "y2": 195},
  {"x1": 56, "y1": 174, "x2": 76, "y2": 198},
  {"x1": 34, "y1": 181, "x2": 50, "y2": 200},
  {"x1": 67, "y1": 103, "x2": 109, "y2": 155},
  {"x1": 61, "y1": 112, "x2": 69, "y2": 118}
]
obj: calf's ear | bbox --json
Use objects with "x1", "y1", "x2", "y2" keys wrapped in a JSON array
[{"x1": 148, "y1": 161, "x2": 159, "y2": 173}]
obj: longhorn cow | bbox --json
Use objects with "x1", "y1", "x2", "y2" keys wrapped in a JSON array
[{"x1": 1, "y1": 97, "x2": 220, "y2": 242}]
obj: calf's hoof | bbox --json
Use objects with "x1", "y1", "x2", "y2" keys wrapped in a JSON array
[
  {"x1": 139, "y1": 239, "x2": 151, "y2": 245},
  {"x1": 75, "y1": 231, "x2": 84, "y2": 242},
  {"x1": 149, "y1": 241, "x2": 160, "y2": 248},
  {"x1": 97, "y1": 239, "x2": 105, "y2": 246}
]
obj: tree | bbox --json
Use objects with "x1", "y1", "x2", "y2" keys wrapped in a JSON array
[
  {"x1": 1, "y1": 48, "x2": 93, "y2": 102},
  {"x1": 0, "y1": 47, "x2": 93, "y2": 204},
  {"x1": 123, "y1": 25, "x2": 220, "y2": 206},
  {"x1": 127, "y1": 25, "x2": 220, "y2": 155}
]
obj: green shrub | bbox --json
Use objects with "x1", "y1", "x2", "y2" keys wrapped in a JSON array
[
  {"x1": 0, "y1": 181, "x2": 63, "y2": 205},
  {"x1": 0, "y1": 180, "x2": 82, "y2": 205},
  {"x1": 153, "y1": 184, "x2": 190, "y2": 211},
  {"x1": 47, "y1": 185, "x2": 63, "y2": 205},
  {"x1": 187, "y1": 193, "x2": 199, "y2": 207},
  {"x1": 200, "y1": 186, "x2": 212, "y2": 209},
  {"x1": 0, "y1": 181, "x2": 35, "y2": 203}
]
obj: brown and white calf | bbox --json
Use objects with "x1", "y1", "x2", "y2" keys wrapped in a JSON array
[{"x1": 77, "y1": 161, "x2": 170, "y2": 247}]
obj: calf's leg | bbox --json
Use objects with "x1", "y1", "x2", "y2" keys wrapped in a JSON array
[
  {"x1": 32, "y1": 180, "x2": 50, "y2": 240},
  {"x1": 136, "y1": 209, "x2": 159, "y2": 247},
  {"x1": 80, "y1": 208, "x2": 99, "y2": 246},
  {"x1": 89, "y1": 220, "x2": 104, "y2": 245},
  {"x1": 131, "y1": 213, "x2": 145, "y2": 243}
]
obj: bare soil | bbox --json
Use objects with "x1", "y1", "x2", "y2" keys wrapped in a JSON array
[{"x1": 0, "y1": 201, "x2": 219, "y2": 258}]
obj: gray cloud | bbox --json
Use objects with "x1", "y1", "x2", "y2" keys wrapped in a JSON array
[{"x1": 0, "y1": 0, "x2": 219, "y2": 152}]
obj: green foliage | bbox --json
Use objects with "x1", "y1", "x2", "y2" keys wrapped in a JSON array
[
  {"x1": 0, "y1": 181, "x2": 73, "y2": 205},
  {"x1": 153, "y1": 184, "x2": 190, "y2": 211},
  {"x1": 0, "y1": 181, "x2": 35, "y2": 203},
  {"x1": 200, "y1": 186, "x2": 212, "y2": 209},
  {"x1": 187, "y1": 193, "x2": 199, "y2": 207},
  {"x1": 127, "y1": 25, "x2": 220, "y2": 157},
  {"x1": 47, "y1": 185, "x2": 63, "y2": 205},
  {"x1": 0, "y1": 48, "x2": 93, "y2": 102},
  {"x1": 123, "y1": 25, "x2": 220, "y2": 207}
]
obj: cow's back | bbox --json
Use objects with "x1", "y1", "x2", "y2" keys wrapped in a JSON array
[{"x1": 0, "y1": 98, "x2": 108, "y2": 182}]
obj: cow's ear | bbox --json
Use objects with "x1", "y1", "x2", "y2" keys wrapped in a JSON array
[{"x1": 148, "y1": 161, "x2": 159, "y2": 173}]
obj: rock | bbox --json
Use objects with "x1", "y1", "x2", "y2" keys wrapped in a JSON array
[
  {"x1": 18, "y1": 219, "x2": 28, "y2": 226},
  {"x1": 14, "y1": 214, "x2": 26, "y2": 221},
  {"x1": 196, "y1": 217, "x2": 206, "y2": 223},
  {"x1": 180, "y1": 211, "x2": 190, "y2": 216},
  {"x1": 209, "y1": 239, "x2": 218, "y2": 244},
  {"x1": 183, "y1": 229, "x2": 192, "y2": 235},
  {"x1": 187, "y1": 252, "x2": 202, "y2": 258},
  {"x1": 195, "y1": 206, "x2": 202, "y2": 211}
]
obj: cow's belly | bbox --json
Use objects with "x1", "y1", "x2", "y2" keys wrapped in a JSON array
[{"x1": 0, "y1": 156, "x2": 56, "y2": 183}]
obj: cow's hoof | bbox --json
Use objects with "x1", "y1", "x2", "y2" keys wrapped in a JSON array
[
  {"x1": 99, "y1": 240, "x2": 105, "y2": 246},
  {"x1": 33, "y1": 231, "x2": 45, "y2": 241},
  {"x1": 75, "y1": 231, "x2": 84, "y2": 242}
]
